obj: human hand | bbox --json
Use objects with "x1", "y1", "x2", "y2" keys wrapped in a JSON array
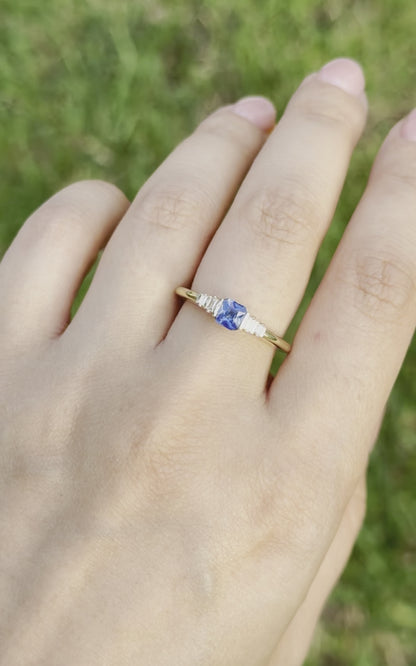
[{"x1": 1, "y1": 58, "x2": 415, "y2": 665}]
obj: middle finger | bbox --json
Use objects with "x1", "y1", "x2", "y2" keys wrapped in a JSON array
[{"x1": 168, "y1": 58, "x2": 367, "y2": 391}]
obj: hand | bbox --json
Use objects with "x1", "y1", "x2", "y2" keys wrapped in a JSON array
[{"x1": 1, "y1": 57, "x2": 415, "y2": 666}]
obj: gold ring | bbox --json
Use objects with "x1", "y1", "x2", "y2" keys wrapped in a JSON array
[{"x1": 175, "y1": 287, "x2": 291, "y2": 354}]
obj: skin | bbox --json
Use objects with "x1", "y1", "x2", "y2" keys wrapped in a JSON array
[{"x1": 1, "y1": 58, "x2": 415, "y2": 665}]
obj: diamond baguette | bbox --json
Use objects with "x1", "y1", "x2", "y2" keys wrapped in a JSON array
[
  {"x1": 196, "y1": 293, "x2": 223, "y2": 315},
  {"x1": 239, "y1": 313, "x2": 266, "y2": 337}
]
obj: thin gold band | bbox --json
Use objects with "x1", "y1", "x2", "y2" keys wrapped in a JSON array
[{"x1": 175, "y1": 287, "x2": 291, "y2": 354}]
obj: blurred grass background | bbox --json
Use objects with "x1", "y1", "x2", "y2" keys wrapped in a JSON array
[{"x1": 0, "y1": 0, "x2": 415, "y2": 663}]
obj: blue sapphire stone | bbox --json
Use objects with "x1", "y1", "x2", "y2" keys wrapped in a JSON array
[{"x1": 215, "y1": 298, "x2": 247, "y2": 330}]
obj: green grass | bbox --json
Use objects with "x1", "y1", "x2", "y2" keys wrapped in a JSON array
[{"x1": 1, "y1": 1, "x2": 415, "y2": 663}]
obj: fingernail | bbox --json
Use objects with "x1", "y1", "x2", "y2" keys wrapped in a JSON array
[
  {"x1": 232, "y1": 96, "x2": 276, "y2": 131},
  {"x1": 317, "y1": 58, "x2": 365, "y2": 97},
  {"x1": 400, "y1": 109, "x2": 416, "y2": 141}
]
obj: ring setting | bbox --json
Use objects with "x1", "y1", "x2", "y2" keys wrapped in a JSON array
[{"x1": 175, "y1": 287, "x2": 291, "y2": 353}]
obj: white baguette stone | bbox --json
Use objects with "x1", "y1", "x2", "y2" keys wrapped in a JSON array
[{"x1": 240, "y1": 313, "x2": 266, "y2": 337}]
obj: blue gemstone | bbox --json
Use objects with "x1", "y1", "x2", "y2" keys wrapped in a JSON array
[{"x1": 215, "y1": 298, "x2": 247, "y2": 330}]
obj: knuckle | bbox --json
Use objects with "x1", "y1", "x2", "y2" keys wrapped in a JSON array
[
  {"x1": 0, "y1": 380, "x2": 75, "y2": 485},
  {"x1": 246, "y1": 463, "x2": 328, "y2": 565},
  {"x1": 26, "y1": 179, "x2": 127, "y2": 245},
  {"x1": 340, "y1": 249, "x2": 416, "y2": 322},
  {"x1": 197, "y1": 109, "x2": 262, "y2": 160},
  {"x1": 245, "y1": 420, "x2": 368, "y2": 564},
  {"x1": 245, "y1": 185, "x2": 320, "y2": 250},
  {"x1": 140, "y1": 432, "x2": 189, "y2": 487},
  {"x1": 62, "y1": 178, "x2": 127, "y2": 202},
  {"x1": 372, "y1": 146, "x2": 416, "y2": 194},
  {"x1": 139, "y1": 183, "x2": 210, "y2": 232},
  {"x1": 137, "y1": 415, "x2": 204, "y2": 498},
  {"x1": 293, "y1": 83, "x2": 364, "y2": 139},
  {"x1": 28, "y1": 199, "x2": 89, "y2": 245}
]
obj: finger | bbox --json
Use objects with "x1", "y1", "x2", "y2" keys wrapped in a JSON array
[
  {"x1": 168, "y1": 59, "x2": 367, "y2": 391},
  {"x1": 0, "y1": 180, "x2": 129, "y2": 349},
  {"x1": 270, "y1": 110, "x2": 416, "y2": 494},
  {"x1": 268, "y1": 475, "x2": 366, "y2": 666},
  {"x1": 67, "y1": 98, "x2": 276, "y2": 352}
]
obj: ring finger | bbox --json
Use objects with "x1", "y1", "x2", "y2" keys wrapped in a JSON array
[{"x1": 167, "y1": 58, "x2": 367, "y2": 391}]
